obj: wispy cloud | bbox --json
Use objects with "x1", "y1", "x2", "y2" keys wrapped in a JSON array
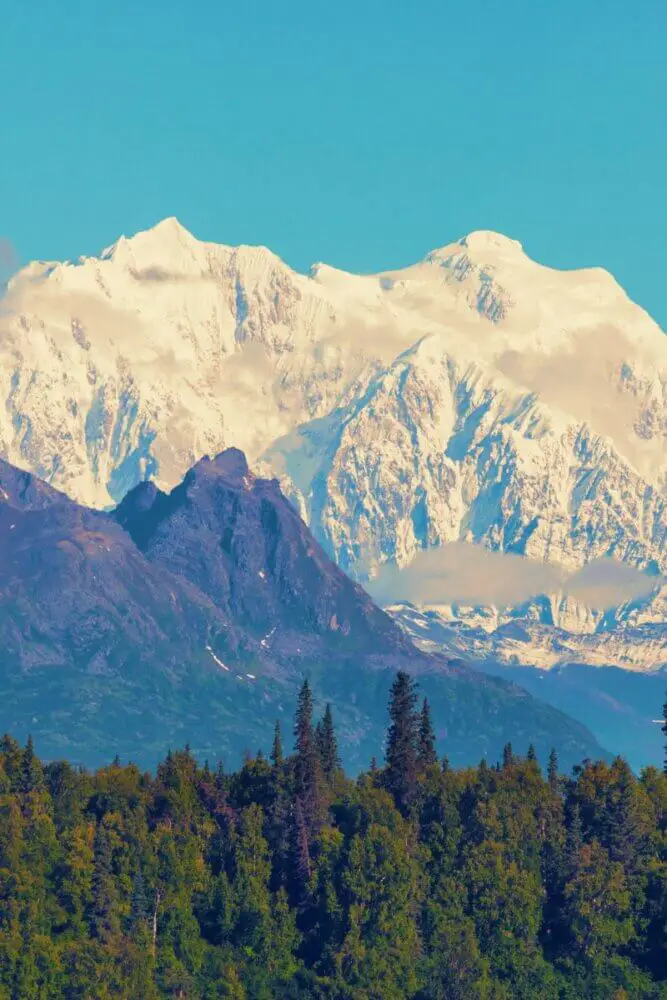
[
  {"x1": 565, "y1": 559, "x2": 660, "y2": 609},
  {"x1": 128, "y1": 265, "x2": 214, "y2": 283},
  {"x1": 366, "y1": 542, "x2": 662, "y2": 611}
]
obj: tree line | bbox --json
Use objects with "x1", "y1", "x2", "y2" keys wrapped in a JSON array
[{"x1": 0, "y1": 674, "x2": 666, "y2": 998}]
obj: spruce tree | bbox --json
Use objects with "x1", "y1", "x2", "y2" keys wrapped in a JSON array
[
  {"x1": 566, "y1": 802, "x2": 583, "y2": 876},
  {"x1": 608, "y1": 758, "x2": 644, "y2": 874},
  {"x1": 663, "y1": 697, "x2": 667, "y2": 776},
  {"x1": 267, "y1": 727, "x2": 290, "y2": 885},
  {"x1": 293, "y1": 679, "x2": 324, "y2": 834},
  {"x1": 441, "y1": 754, "x2": 450, "y2": 773},
  {"x1": 417, "y1": 697, "x2": 437, "y2": 769},
  {"x1": 548, "y1": 748, "x2": 559, "y2": 790},
  {"x1": 384, "y1": 671, "x2": 419, "y2": 813},
  {"x1": 527, "y1": 744, "x2": 537, "y2": 762},
  {"x1": 90, "y1": 823, "x2": 116, "y2": 941},
  {"x1": 271, "y1": 720, "x2": 284, "y2": 769},
  {"x1": 0, "y1": 734, "x2": 23, "y2": 790},
  {"x1": 316, "y1": 704, "x2": 341, "y2": 782},
  {"x1": 294, "y1": 679, "x2": 314, "y2": 767},
  {"x1": 20, "y1": 735, "x2": 43, "y2": 794},
  {"x1": 292, "y1": 796, "x2": 312, "y2": 903},
  {"x1": 130, "y1": 870, "x2": 149, "y2": 931},
  {"x1": 502, "y1": 742, "x2": 514, "y2": 770}
]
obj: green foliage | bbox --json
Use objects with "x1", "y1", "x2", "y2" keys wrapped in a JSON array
[
  {"x1": 294, "y1": 678, "x2": 326, "y2": 836},
  {"x1": 384, "y1": 670, "x2": 419, "y2": 814},
  {"x1": 316, "y1": 704, "x2": 341, "y2": 783},
  {"x1": 270, "y1": 720, "x2": 284, "y2": 770},
  {"x1": 417, "y1": 698, "x2": 437, "y2": 771},
  {"x1": 0, "y1": 676, "x2": 665, "y2": 998}
]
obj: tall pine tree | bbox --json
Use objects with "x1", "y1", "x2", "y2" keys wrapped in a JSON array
[
  {"x1": 384, "y1": 672, "x2": 419, "y2": 813},
  {"x1": 130, "y1": 870, "x2": 149, "y2": 932},
  {"x1": 502, "y1": 742, "x2": 514, "y2": 770},
  {"x1": 271, "y1": 720, "x2": 284, "y2": 770},
  {"x1": 548, "y1": 748, "x2": 559, "y2": 790},
  {"x1": 291, "y1": 796, "x2": 312, "y2": 904},
  {"x1": 90, "y1": 822, "x2": 117, "y2": 942},
  {"x1": 566, "y1": 802, "x2": 584, "y2": 877},
  {"x1": 20, "y1": 735, "x2": 43, "y2": 794},
  {"x1": 316, "y1": 704, "x2": 341, "y2": 782},
  {"x1": 417, "y1": 698, "x2": 437, "y2": 769},
  {"x1": 294, "y1": 679, "x2": 314, "y2": 771},
  {"x1": 293, "y1": 679, "x2": 325, "y2": 834}
]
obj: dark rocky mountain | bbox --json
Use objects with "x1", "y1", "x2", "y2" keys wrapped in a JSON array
[
  {"x1": 0, "y1": 452, "x2": 609, "y2": 771},
  {"x1": 114, "y1": 448, "x2": 403, "y2": 654}
]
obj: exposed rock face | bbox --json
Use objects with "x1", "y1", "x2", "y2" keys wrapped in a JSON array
[
  {"x1": 390, "y1": 603, "x2": 667, "y2": 674},
  {"x1": 1, "y1": 220, "x2": 665, "y2": 664},
  {"x1": 0, "y1": 452, "x2": 608, "y2": 771},
  {"x1": 113, "y1": 447, "x2": 404, "y2": 653}
]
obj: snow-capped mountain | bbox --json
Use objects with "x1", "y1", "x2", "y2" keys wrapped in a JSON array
[
  {"x1": 1, "y1": 220, "x2": 665, "y2": 667},
  {"x1": 389, "y1": 603, "x2": 667, "y2": 674}
]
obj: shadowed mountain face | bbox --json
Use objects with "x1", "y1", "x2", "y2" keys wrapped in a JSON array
[
  {"x1": 0, "y1": 452, "x2": 609, "y2": 771},
  {"x1": 114, "y1": 448, "x2": 406, "y2": 655},
  {"x1": 0, "y1": 460, "x2": 66, "y2": 511}
]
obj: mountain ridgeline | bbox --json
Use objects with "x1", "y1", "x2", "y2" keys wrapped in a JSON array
[
  {"x1": 0, "y1": 450, "x2": 607, "y2": 770},
  {"x1": 1, "y1": 220, "x2": 665, "y2": 670},
  {"x1": 0, "y1": 677, "x2": 666, "y2": 998}
]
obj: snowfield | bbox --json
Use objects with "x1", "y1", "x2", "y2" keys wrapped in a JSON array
[{"x1": 1, "y1": 219, "x2": 665, "y2": 669}]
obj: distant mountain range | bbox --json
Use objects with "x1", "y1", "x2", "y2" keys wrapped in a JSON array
[
  {"x1": 391, "y1": 603, "x2": 665, "y2": 771},
  {"x1": 0, "y1": 450, "x2": 607, "y2": 771},
  {"x1": 0, "y1": 219, "x2": 664, "y2": 673}
]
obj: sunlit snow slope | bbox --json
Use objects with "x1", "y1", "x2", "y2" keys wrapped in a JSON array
[{"x1": 1, "y1": 220, "x2": 665, "y2": 668}]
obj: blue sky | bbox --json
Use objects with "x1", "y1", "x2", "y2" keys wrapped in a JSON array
[{"x1": 1, "y1": 0, "x2": 665, "y2": 325}]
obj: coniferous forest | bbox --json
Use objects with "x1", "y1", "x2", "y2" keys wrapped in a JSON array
[{"x1": 1, "y1": 675, "x2": 666, "y2": 1000}]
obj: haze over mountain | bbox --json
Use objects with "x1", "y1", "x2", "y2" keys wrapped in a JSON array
[{"x1": 0, "y1": 220, "x2": 665, "y2": 672}]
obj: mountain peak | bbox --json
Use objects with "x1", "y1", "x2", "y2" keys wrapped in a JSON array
[
  {"x1": 100, "y1": 216, "x2": 198, "y2": 263},
  {"x1": 133, "y1": 216, "x2": 196, "y2": 245},
  {"x1": 460, "y1": 230, "x2": 524, "y2": 253},
  {"x1": 425, "y1": 230, "x2": 524, "y2": 263},
  {"x1": 208, "y1": 447, "x2": 250, "y2": 482},
  {"x1": 187, "y1": 449, "x2": 254, "y2": 489},
  {"x1": 152, "y1": 215, "x2": 190, "y2": 234}
]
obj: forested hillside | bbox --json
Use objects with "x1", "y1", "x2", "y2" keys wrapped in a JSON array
[{"x1": 1, "y1": 675, "x2": 666, "y2": 999}]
